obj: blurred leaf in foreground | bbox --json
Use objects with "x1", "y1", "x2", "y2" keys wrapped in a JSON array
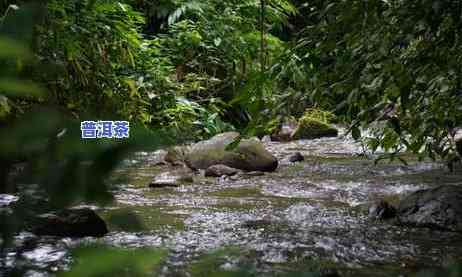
[
  {"x1": 0, "y1": 78, "x2": 45, "y2": 98},
  {"x1": 60, "y1": 245, "x2": 166, "y2": 277}
]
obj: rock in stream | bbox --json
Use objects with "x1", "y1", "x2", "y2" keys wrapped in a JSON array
[
  {"x1": 31, "y1": 208, "x2": 108, "y2": 237},
  {"x1": 398, "y1": 185, "x2": 462, "y2": 232},
  {"x1": 169, "y1": 132, "x2": 278, "y2": 172}
]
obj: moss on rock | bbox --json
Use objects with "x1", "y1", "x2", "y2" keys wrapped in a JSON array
[{"x1": 291, "y1": 116, "x2": 338, "y2": 140}]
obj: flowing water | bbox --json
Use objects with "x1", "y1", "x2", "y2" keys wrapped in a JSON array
[{"x1": 2, "y1": 131, "x2": 462, "y2": 276}]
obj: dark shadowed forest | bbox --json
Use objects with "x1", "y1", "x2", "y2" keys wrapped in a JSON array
[{"x1": 1, "y1": 0, "x2": 462, "y2": 276}]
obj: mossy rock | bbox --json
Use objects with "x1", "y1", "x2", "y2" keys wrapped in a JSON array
[
  {"x1": 291, "y1": 117, "x2": 338, "y2": 140},
  {"x1": 184, "y1": 132, "x2": 278, "y2": 172}
]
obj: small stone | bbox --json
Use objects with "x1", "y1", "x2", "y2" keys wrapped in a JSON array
[
  {"x1": 289, "y1": 152, "x2": 304, "y2": 163},
  {"x1": 369, "y1": 200, "x2": 397, "y2": 220},
  {"x1": 205, "y1": 164, "x2": 239, "y2": 177},
  {"x1": 184, "y1": 132, "x2": 278, "y2": 172}
]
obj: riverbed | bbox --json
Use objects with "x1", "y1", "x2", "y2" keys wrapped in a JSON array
[{"x1": 2, "y1": 131, "x2": 462, "y2": 276}]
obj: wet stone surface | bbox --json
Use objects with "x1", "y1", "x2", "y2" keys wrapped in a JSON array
[{"x1": 2, "y1": 129, "x2": 462, "y2": 276}]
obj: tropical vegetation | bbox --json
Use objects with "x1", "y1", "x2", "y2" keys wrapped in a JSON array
[{"x1": 1, "y1": 0, "x2": 462, "y2": 275}]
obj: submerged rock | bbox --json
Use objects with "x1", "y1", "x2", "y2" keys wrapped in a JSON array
[
  {"x1": 288, "y1": 152, "x2": 304, "y2": 163},
  {"x1": 291, "y1": 117, "x2": 338, "y2": 140},
  {"x1": 397, "y1": 185, "x2": 462, "y2": 232},
  {"x1": 369, "y1": 200, "x2": 397, "y2": 220},
  {"x1": 149, "y1": 171, "x2": 193, "y2": 188},
  {"x1": 205, "y1": 164, "x2": 240, "y2": 177},
  {"x1": 184, "y1": 132, "x2": 278, "y2": 172},
  {"x1": 31, "y1": 208, "x2": 108, "y2": 237}
]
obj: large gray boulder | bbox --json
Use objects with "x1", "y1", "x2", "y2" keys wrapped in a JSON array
[
  {"x1": 179, "y1": 132, "x2": 278, "y2": 172},
  {"x1": 397, "y1": 185, "x2": 462, "y2": 232}
]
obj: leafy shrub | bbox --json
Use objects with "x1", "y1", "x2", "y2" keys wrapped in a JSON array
[{"x1": 274, "y1": 0, "x2": 462, "y2": 162}]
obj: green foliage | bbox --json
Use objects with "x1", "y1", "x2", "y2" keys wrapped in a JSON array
[
  {"x1": 3, "y1": 1, "x2": 462, "y2": 276},
  {"x1": 152, "y1": 0, "x2": 295, "y2": 135},
  {"x1": 161, "y1": 97, "x2": 234, "y2": 141},
  {"x1": 0, "y1": 9, "x2": 174, "y2": 276},
  {"x1": 36, "y1": 0, "x2": 156, "y2": 123},
  {"x1": 60, "y1": 245, "x2": 166, "y2": 277},
  {"x1": 0, "y1": 0, "x2": 301, "y2": 140},
  {"x1": 0, "y1": 3, "x2": 45, "y2": 120},
  {"x1": 302, "y1": 108, "x2": 336, "y2": 124},
  {"x1": 275, "y1": 0, "x2": 462, "y2": 162}
]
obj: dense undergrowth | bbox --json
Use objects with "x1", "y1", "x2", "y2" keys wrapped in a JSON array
[{"x1": 1, "y1": 0, "x2": 461, "y2": 159}]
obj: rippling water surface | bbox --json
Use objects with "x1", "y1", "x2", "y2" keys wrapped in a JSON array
[{"x1": 2, "y1": 131, "x2": 462, "y2": 276}]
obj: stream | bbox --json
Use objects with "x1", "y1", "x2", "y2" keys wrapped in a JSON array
[{"x1": 2, "y1": 130, "x2": 462, "y2": 276}]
